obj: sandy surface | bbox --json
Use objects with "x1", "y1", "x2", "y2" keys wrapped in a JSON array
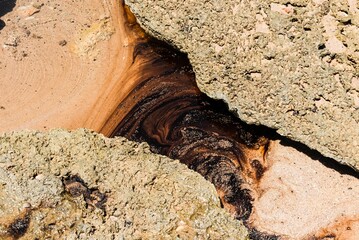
[{"x1": 0, "y1": 0, "x2": 139, "y2": 134}]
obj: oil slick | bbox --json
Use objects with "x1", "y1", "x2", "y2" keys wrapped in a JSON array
[{"x1": 110, "y1": 8, "x2": 277, "y2": 239}]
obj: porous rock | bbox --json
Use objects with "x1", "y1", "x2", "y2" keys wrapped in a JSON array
[
  {"x1": 126, "y1": 0, "x2": 359, "y2": 169},
  {"x1": 0, "y1": 129, "x2": 248, "y2": 239}
]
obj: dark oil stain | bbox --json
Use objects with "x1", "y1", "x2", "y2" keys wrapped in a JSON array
[
  {"x1": 107, "y1": 5, "x2": 279, "y2": 239},
  {"x1": 248, "y1": 228, "x2": 279, "y2": 240},
  {"x1": 7, "y1": 209, "x2": 31, "y2": 239},
  {"x1": 62, "y1": 174, "x2": 107, "y2": 213}
]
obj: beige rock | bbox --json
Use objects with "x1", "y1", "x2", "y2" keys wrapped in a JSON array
[
  {"x1": 250, "y1": 140, "x2": 359, "y2": 239},
  {"x1": 17, "y1": 5, "x2": 40, "y2": 18},
  {"x1": 0, "y1": 129, "x2": 248, "y2": 239}
]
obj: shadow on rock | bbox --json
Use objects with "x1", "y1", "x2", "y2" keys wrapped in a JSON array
[{"x1": 0, "y1": 0, "x2": 16, "y2": 30}]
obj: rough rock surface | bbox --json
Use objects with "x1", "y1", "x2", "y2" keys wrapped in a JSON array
[
  {"x1": 126, "y1": 0, "x2": 359, "y2": 168},
  {"x1": 251, "y1": 140, "x2": 359, "y2": 239},
  {"x1": 0, "y1": 129, "x2": 248, "y2": 239}
]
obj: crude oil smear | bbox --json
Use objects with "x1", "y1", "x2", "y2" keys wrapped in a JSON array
[
  {"x1": 109, "y1": 6, "x2": 277, "y2": 240},
  {"x1": 1, "y1": 208, "x2": 31, "y2": 240},
  {"x1": 63, "y1": 175, "x2": 107, "y2": 213}
]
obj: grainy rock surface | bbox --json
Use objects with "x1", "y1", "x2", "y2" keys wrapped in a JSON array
[
  {"x1": 126, "y1": 0, "x2": 359, "y2": 169},
  {"x1": 0, "y1": 129, "x2": 248, "y2": 239}
]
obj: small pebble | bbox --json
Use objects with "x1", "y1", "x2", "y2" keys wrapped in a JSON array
[
  {"x1": 17, "y1": 5, "x2": 40, "y2": 17},
  {"x1": 59, "y1": 40, "x2": 67, "y2": 46},
  {"x1": 33, "y1": 3, "x2": 44, "y2": 10},
  {"x1": 23, "y1": 202, "x2": 31, "y2": 209}
]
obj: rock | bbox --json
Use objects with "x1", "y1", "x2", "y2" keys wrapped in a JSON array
[
  {"x1": 3, "y1": 35, "x2": 19, "y2": 47},
  {"x1": 17, "y1": 5, "x2": 40, "y2": 18},
  {"x1": 126, "y1": 0, "x2": 359, "y2": 169},
  {"x1": 58, "y1": 40, "x2": 67, "y2": 46},
  {"x1": 250, "y1": 140, "x2": 359, "y2": 239},
  {"x1": 71, "y1": 18, "x2": 114, "y2": 58},
  {"x1": 0, "y1": 129, "x2": 248, "y2": 239}
]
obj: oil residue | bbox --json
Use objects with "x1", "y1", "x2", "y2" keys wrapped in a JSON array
[{"x1": 110, "y1": 5, "x2": 277, "y2": 239}]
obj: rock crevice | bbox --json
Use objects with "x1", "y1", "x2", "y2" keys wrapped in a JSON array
[{"x1": 126, "y1": 0, "x2": 359, "y2": 169}]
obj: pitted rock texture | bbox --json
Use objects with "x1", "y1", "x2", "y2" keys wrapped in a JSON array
[
  {"x1": 126, "y1": 0, "x2": 359, "y2": 169},
  {"x1": 0, "y1": 129, "x2": 248, "y2": 239}
]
